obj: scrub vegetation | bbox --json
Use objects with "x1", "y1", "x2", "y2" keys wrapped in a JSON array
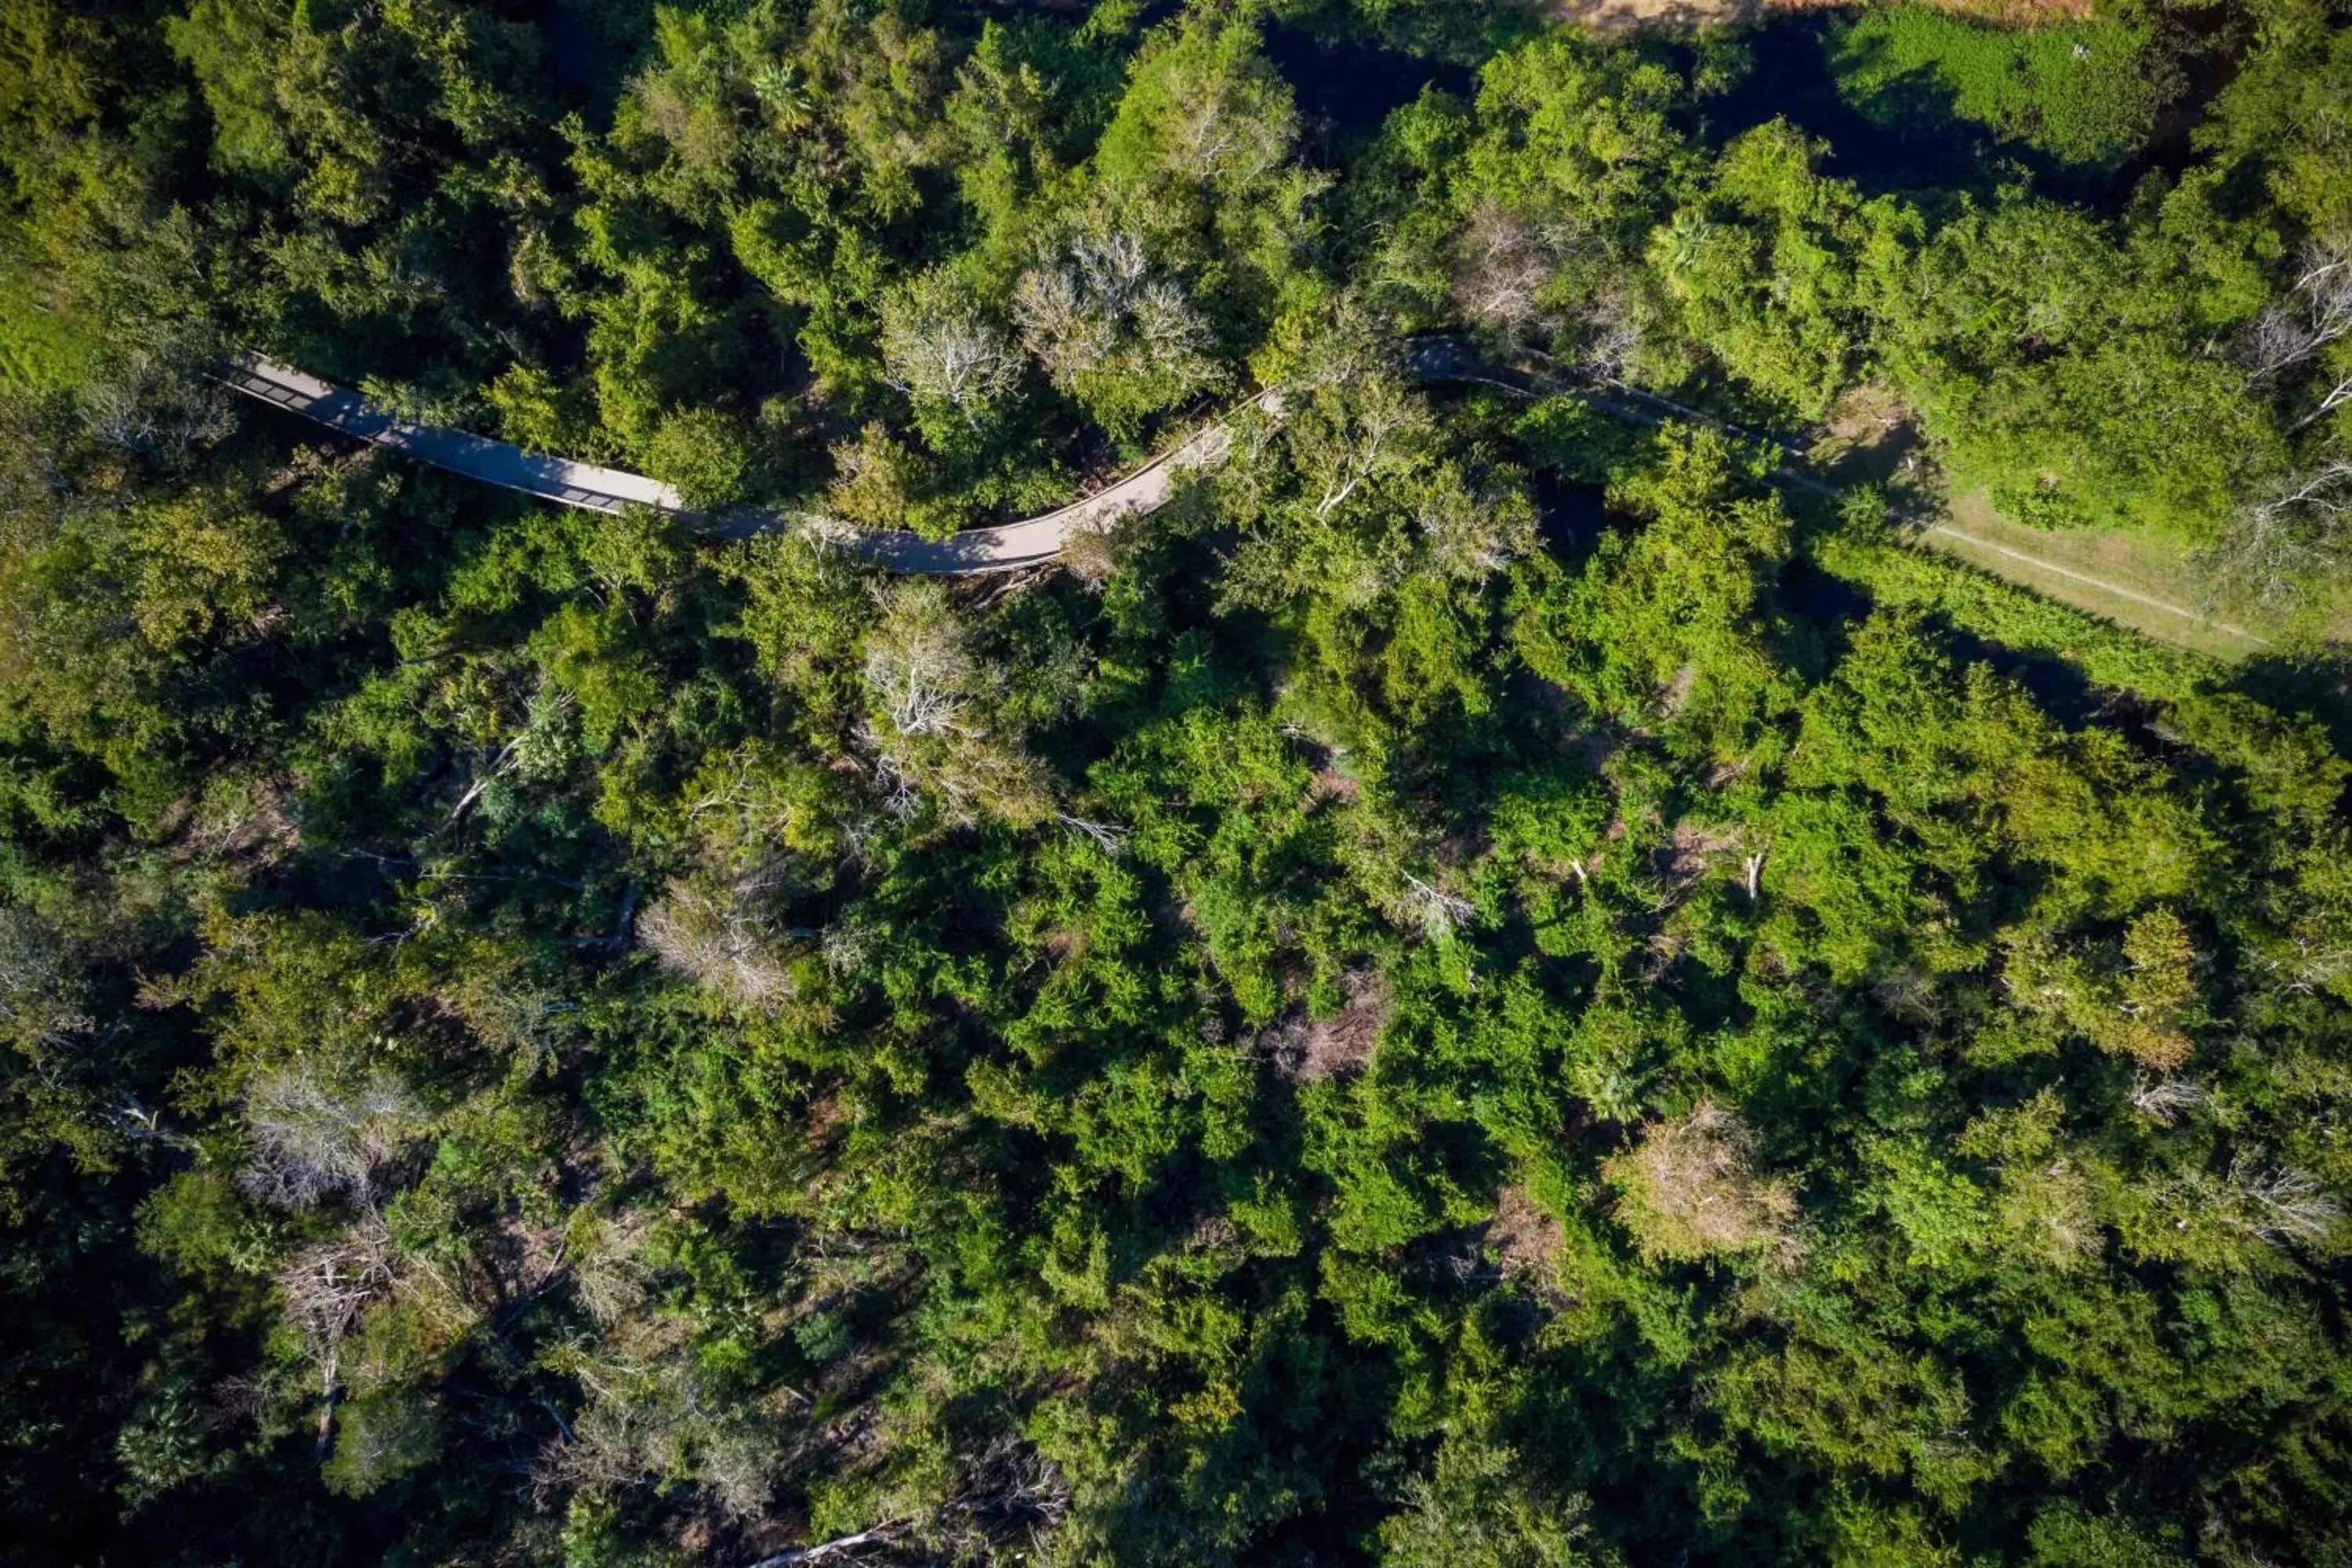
[
  {"x1": 4, "y1": 0, "x2": 2352, "y2": 1564},
  {"x1": 1826, "y1": 5, "x2": 2168, "y2": 167}
]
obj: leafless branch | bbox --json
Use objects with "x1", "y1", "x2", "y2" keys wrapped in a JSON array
[{"x1": 1055, "y1": 813, "x2": 1131, "y2": 855}]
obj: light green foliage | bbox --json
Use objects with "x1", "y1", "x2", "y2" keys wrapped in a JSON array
[
  {"x1": 165, "y1": 0, "x2": 295, "y2": 179},
  {"x1": 1461, "y1": 35, "x2": 1682, "y2": 245},
  {"x1": 645, "y1": 405, "x2": 753, "y2": 509},
  {"x1": 1877, "y1": 176, "x2": 2287, "y2": 541},
  {"x1": 1653, "y1": 122, "x2": 1914, "y2": 421},
  {"x1": 2194, "y1": 8, "x2": 2352, "y2": 234},
  {"x1": 1094, "y1": 9, "x2": 1313, "y2": 248},
  {"x1": 321, "y1": 1389, "x2": 441, "y2": 1497},
  {"x1": 1512, "y1": 425, "x2": 1793, "y2": 760},
  {"x1": 1828, "y1": 8, "x2": 2169, "y2": 169},
  {"x1": 1377, "y1": 1433, "x2": 1612, "y2": 1566}
]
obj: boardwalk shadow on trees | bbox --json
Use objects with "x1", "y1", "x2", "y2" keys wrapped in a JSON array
[
  {"x1": 2227, "y1": 647, "x2": 2352, "y2": 761},
  {"x1": 1935, "y1": 620, "x2": 2105, "y2": 731}
]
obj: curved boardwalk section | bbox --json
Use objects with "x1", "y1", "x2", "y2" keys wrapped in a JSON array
[{"x1": 221, "y1": 354, "x2": 1276, "y2": 576}]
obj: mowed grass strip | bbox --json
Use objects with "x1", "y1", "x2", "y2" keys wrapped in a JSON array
[{"x1": 1921, "y1": 491, "x2": 2271, "y2": 660}]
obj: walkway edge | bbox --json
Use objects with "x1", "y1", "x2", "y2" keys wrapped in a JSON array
[{"x1": 219, "y1": 354, "x2": 1278, "y2": 577}]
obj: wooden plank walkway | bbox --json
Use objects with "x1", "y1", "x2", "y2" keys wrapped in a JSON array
[{"x1": 220, "y1": 354, "x2": 1275, "y2": 575}]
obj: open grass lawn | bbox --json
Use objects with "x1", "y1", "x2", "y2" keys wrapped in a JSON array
[
  {"x1": 1921, "y1": 492, "x2": 2274, "y2": 660},
  {"x1": 0, "y1": 266, "x2": 96, "y2": 394}
]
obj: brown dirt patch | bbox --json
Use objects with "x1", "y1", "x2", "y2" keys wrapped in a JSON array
[
  {"x1": 1653, "y1": 818, "x2": 1743, "y2": 887},
  {"x1": 1537, "y1": 0, "x2": 1760, "y2": 35},
  {"x1": 1704, "y1": 757, "x2": 1751, "y2": 791},
  {"x1": 1807, "y1": 382, "x2": 1922, "y2": 487},
  {"x1": 805, "y1": 1089, "x2": 851, "y2": 1150},
  {"x1": 165, "y1": 774, "x2": 301, "y2": 870},
  {"x1": 1486, "y1": 1184, "x2": 1566, "y2": 1291},
  {"x1": 1655, "y1": 663, "x2": 1699, "y2": 720},
  {"x1": 1308, "y1": 768, "x2": 1360, "y2": 806},
  {"x1": 1266, "y1": 970, "x2": 1392, "y2": 1083}
]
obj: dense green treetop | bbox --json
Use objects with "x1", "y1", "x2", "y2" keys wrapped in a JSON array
[{"x1": 4, "y1": 0, "x2": 2352, "y2": 1564}]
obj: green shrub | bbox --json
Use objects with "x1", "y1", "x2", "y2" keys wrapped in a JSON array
[{"x1": 1827, "y1": 9, "x2": 2169, "y2": 169}]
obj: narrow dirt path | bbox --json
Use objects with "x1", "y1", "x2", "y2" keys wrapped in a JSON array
[{"x1": 1916, "y1": 522, "x2": 2271, "y2": 648}]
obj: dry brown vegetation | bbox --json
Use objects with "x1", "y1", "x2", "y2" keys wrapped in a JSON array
[
  {"x1": 1652, "y1": 818, "x2": 1744, "y2": 895},
  {"x1": 1486, "y1": 1184, "x2": 1567, "y2": 1294},
  {"x1": 1531, "y1": 0, "x2": 2089, "y2": 38},
  {"x1": 637, "y1": 871, "x2": 800, "y2": 1011},
  {"x1": 1603, "y1": 1100, "x2": 1800, "y2": 1263},
  {"x1": 1266, "y1": 970, "x2": 1392, "y2": 1083}
]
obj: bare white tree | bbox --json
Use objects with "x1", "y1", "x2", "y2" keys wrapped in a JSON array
[
  {"x1": 2242, "y1": 234, "x2": 2352, "y2": 383},
  {"x1": 2240, "y1": 233, "x2": 2352, "y2": 432},
  {"x1": 1312, "y1": 375, "x2": 1428, "y2": 520},
  {"x1": 0, "y1": 905, "x2": 93, "y2": 1048},
  {"x1": 242, "y1": 1066, "x2": 424, "y2": 1209},
  {"x1": 1160, "y1": 60, "x2": 1293, "y2": 192},
  {"x1": 278, "y1": 1214, "x2": 405, "y2": 1360},
  {"x1": 637, "y1": 873, "x2": 799, "y2": 1011},
  {"x1": 880, "y1": 273, "x2": 1021, "y2": 428},
  {"x1": 2158, "y1": 1154, "x2": 2344, "y2": 1252},
  {"x1": 1398, "y1": 871, "x2": 1477, "y2": 942},
  {"x1": 2297, "y1": 368, "x2": 2352, "y2": 432},
  {"x1": 862, "y1": 579, "x2": 975, "y2": 740},
  {"x1": 2206, "y1": 453, "x2": 2352, "y2": 602},
  {"x1": 750, "y1": 1433, "x2": 1071, "y2": 1566},
  {"x1": 2223, "y1": 1157, "x2": 2341, "y2": 1247},
  {"x1": 78, "y1": 346, "x2": 236, "y2": 470},
  {"x1": 1014, "y1": 228, "x2": 1218, "y2": 414},
  {"x1": 1062, "y1": 228, "x2": 1150, "y2": 315},
  {"x1": 1414, "y1": 471, "x2": 1538, "y2": 583},
  {"x1": 535, "y1": 1339, "x2": 786, "y2": 1521},
  {"x1": 569, "y1": 1209, "x2": 658, "y2": 1328},
  {"x1": 856, "y1": 580, "x2": 1055, "y2": 827},
  {"x1": 1604, "y1": 1099, "x2": 1802, "y2": 1264},
  {"x1": 1130, "y1": 280, "x2": 1218, "y2": 383},
  {"x1": 1449, "y1": 204, "x2": 1557, "y2": 340},
  {"x1": 1581, "y1": 278, "x2": 1646, "y2": 382},
  {"x1": 1055, "y1": 813, "x2": 1131, "y2": 855},
  {"x1": 275, "y1": 1207, "x2": 444, "y2": 1447},
  {"x1": 2128, "y1": 1074, "x2": 2206, "y2": 1127},
  {"x1": 1013, "y1": 265, "x2": 1119, "y2": 387}
]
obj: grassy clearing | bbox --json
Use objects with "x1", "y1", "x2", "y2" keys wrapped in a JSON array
[
  {"x1": 1825, "y1": 5, "x2": 2164, "y2": 167},
  {"x1": 0, "y1": 263, "x2": 96, "y2": 394},
  {"x1": 1809, "y1": 521, "x2": 2220, "y2": 702},
  {"x1": 1918, "y1": 492, "x2": 2272, "y2": 660}
]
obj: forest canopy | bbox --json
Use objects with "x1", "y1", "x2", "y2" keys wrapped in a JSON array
[{"x1": 5, "y1": 0, "x2": 2352, "y2": 1564}]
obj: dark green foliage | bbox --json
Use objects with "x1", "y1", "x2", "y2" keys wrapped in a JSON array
[{"x1": 3, "y1": 1, "x2": 2352, "y2": 1564}]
